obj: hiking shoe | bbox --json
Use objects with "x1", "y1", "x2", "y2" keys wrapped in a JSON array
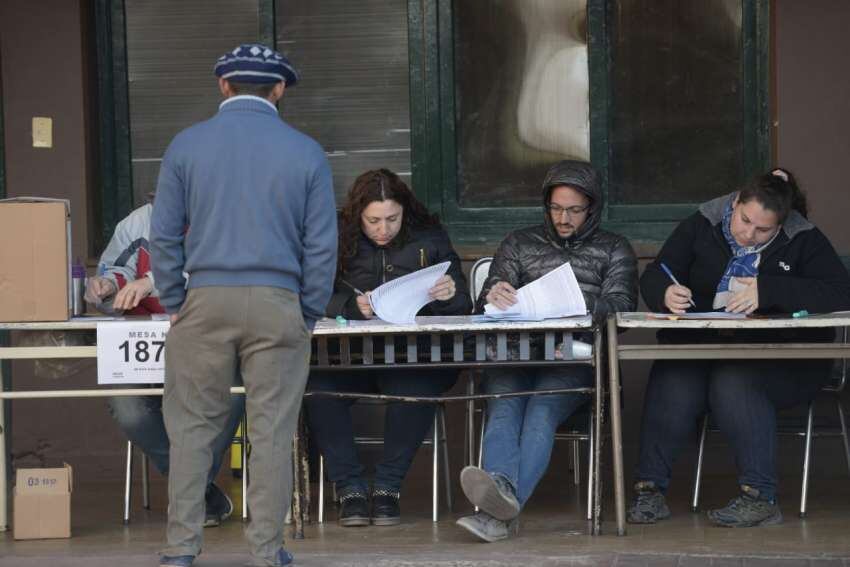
[
  {"x1": 337, "y1": 489, "x2": 369, "y2": 527},
  {"x1": 371, "y1": 488, "x2": 401, "y2": 526},
  {"x1": 626, "y1": 481, "x2": 671, "y2": 524},
  {"x1": 707, "y1": 485, "x2": 783, "y2": 528},
  {"x1": 246, "y1": 547, "x2": 294, "y2": 566},
  {"x1": 204, "y1": 482, "x2": 233, "y2": 527},
  {"x1": 460, "y1": 466, "x2": 520, "y2": 521},
  {"x1": 160, "y1": 555, "x2": 194, "y2": 567},
  {"x1": 456, "y1": 511, "x2": 518, "y2": 543}
]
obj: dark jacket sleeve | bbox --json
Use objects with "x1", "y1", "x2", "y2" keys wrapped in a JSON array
[
  {"x1": 758, "y1": 228, "x2": 850, "y2": 313},
  {"x1": 324, "y1": 284, "x2": 366, "y2": 320},
  {"x1": 586, "y1": 236, "x2": 639, "y2": 325},
  {"x1": 474, "y1": 232, "x2": 524, "y2": 313},
  {"x1": 428, "y1": 229, "x2": 473, "y2": 315},
  {"x1": 640, "y1": 213, "x2": 701, "y2": 313}
]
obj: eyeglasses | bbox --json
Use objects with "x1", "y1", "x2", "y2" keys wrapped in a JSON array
[{"x1": 548, "y1": 203, "x2": 590, "y2": 218}]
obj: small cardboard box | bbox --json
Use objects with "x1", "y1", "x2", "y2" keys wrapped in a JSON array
[
  {"x1": 0, "y1": 197, "x2": 72, "y2": 322},
  {"x1": 14, "y1": 464, "x2": 73, "y2": 540}
]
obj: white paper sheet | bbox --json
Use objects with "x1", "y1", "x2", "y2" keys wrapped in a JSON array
[
  {"x1": 483, "y1": 262, "x2": 587, "y2": 321},
  {"x1": 648, "y1": 311, "x2": 748, "y2": 320},
  {"x1": 368, "y1": 261, "x2": 451, "y2": 325}
]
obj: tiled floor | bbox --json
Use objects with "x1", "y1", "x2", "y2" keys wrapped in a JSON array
[{"x1": 2, "y1": 473, "x2": 850, "y2": 566}]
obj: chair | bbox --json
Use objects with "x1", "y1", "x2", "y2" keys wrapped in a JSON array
[
  {"x1": 315, "y1": 404, "x2": 451, "y2": 523},
  {"x1": 464, "y1": 257, "x2": 494, "y2": 466},
  {"x1": 123, "y1": 414, "x2": 250, "y2": 523},
  {"x1": 690, "y1": 327, "x2": 850, "y2": 517},
  {"x1": 465, "y1": 256, "x2": 595, "y2": 520}
]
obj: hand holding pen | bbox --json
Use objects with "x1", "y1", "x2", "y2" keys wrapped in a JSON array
[
  {"x1": 660, "y1": 262, "x2": 696, "y2": 314},
  {"x1": 340, "y1": 278, "x2": 374, "y2": 319}
]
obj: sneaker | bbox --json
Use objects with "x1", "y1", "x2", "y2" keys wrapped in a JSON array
[
  {"x1": 337, "y1": 489, "x2": 369, "y2": 527},
  {"x1": 371, "y1": 488, "x2": 401, "y2": 526},
  {"x1": 459, "y1": 466, "x2": 520, "y2": 521},
  {"x1": 160, "y1": 555, "x2": 194, "y2": 567},
  {"x1": 707, "y1": 485, "x2": 783, "y2": 528},
  {"x1": 204, "y1": 482, "x2": 234, "y2": 527},
  {"x1": 246, "y1": 547, "x2": 294, "y2": 566},
  {"x1": 456, "y1": 511, "x2": 518, "y2": 543},
  {"x1": 626, "y1": 481, "x2": 670, "y2": 524}
]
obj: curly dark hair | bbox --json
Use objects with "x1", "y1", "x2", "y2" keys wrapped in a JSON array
[{"x1": 337, "y1": 169, "x2": 440, "y2": 273}]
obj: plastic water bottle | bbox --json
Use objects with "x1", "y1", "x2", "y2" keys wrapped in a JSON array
[
  {"x1": 559, "y1": 338, "x2": 592, "y2": 359},
  {"x1": 71, "y1": 259, "x2": 86, "y2": 316}
]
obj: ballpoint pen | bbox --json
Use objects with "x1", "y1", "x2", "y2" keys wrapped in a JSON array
[
  {"x1": 659, "y1": 262, "x2": 697, "y2": 309},
  {"x1": 339, "y1": 278, "x2": 365, "y2": 296}
]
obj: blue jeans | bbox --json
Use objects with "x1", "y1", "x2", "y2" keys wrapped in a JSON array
[
  {"x1": 481, "y1": 366, "x2": 592, "y2": 507},
  {"x1": 635, "y1": 359, "x2": 830, "y2": 501},
  {"x1": 108, "y1": 387, "x2": 245, "y2": 483},
  {"x1": 306, "y1": 368, "x2": 457, "y2": 494}
]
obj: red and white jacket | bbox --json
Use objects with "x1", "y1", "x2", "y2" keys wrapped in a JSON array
[{"x1": 98, "y1": 204, "x2": 164, "y2": 315}]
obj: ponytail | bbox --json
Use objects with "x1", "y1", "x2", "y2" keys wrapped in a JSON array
[{"x1": 738, "y1": 167, "x2": 808, "y2": 222}]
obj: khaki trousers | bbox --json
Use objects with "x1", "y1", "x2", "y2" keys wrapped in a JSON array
[{"x1": 162, "y1": 287, "x2": 310, "y2": 562}]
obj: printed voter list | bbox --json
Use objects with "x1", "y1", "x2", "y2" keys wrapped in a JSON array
[{"x1": 96, "y1": 320, "x2": 170, "y2": 384}]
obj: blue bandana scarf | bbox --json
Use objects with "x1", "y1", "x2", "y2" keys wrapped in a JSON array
[{"x1": 714, "y1": 196, "x2": 778, "y2": 308}]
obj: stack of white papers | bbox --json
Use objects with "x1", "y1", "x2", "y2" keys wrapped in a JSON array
[
  {"x1": 483, "y1": 262, "x2": 587, "y2": 321},
  {"x1": 368, "y1": 261, "x2": 451, "y2": 325}
]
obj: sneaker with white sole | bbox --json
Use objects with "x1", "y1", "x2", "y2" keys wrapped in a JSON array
[
  {"x1": 204, "y1": 482, "x2": 233, "y2": 527},
  {"x1": 460, "y1": 466, "x2": 520, "y2": 521},
  {"x1": 456, "y1": 511, "x2": 518, "y2": 542}
]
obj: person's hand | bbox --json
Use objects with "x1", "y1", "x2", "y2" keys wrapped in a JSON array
[
  {"x1": 170, "y1": 313, "x2": 179, "y2": 326},
  {"x1": 113, "y1": 277, "x2": 154, "y2": 311},
  {"x1": 726, "y1": 277, "x2": 759, "y2": 314},
  {"x1": 356, "y1": 292, "x2": 374, "y2": 319},
  {"x1": 84, "y1": 276, "x2": 117, "y2": 304},
  {"x1": 664, "y1": 284, "x2": 693, "y2": 314},
  {"x1": 486, "y1": 281, "x2": 518, "y2": 311},
  {"x1": 428, "y1": 275, "x2": 456, "y2": 301}
]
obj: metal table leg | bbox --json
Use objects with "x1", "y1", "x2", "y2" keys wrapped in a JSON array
[
  {"x1": 0, "y1": 359, "x2": 7, "y2": 531},
  {"x1": 592, "y1": 328, "x2": 603, "y2": 535},
  {"x1": 606, "y1": 316, "x2": 626, "y2": 536}
]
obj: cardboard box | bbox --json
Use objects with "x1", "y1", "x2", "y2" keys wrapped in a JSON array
[
  {"x1": 0, "y1": 198, "x2": 72, "y2": 322},
  {"x1": 14, "y1": 464, "x2": 73, "y2": 540}
]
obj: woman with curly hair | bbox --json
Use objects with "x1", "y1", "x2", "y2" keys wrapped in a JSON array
[{"x1": 306, "y1": 169, "x2": 471, "y2": 526}]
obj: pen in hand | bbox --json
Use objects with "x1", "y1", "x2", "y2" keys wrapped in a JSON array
[
  {"x1": 339, "y1": 278, "x2": 365, "y2": 296},
  {"x1": 659, "y1": 262, "x2": 697, "y2": 309}
]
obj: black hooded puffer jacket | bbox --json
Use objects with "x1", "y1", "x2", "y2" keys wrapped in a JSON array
[{"x1": 475, "y1": 160, "x2": 638, "y2": 325}]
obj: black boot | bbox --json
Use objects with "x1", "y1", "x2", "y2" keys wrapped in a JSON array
[{"x1": 371, "y1": 488, "x2": 401, "y2": 526}]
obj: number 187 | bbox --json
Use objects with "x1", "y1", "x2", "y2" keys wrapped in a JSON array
[{"x1": 118, "y1": 340, "x2": 165, "y2": 363}]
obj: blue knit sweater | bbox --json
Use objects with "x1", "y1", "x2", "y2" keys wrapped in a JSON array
[{"x1": 150, "y1": 96, "x2": 338, "y2": 328}]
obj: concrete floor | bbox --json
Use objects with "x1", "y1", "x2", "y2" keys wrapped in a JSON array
[{"x1": 3, "y1": 472, "x2": 850, "y2": 567}]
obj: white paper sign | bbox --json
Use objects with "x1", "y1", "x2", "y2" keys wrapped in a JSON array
[{"x1": 97, "y1": 321, "x2": 170, "y2": 384}]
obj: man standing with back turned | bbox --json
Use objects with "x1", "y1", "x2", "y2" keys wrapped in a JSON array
[{"x1": 151, "y1": 44, "x2": 338, "y2": 567}]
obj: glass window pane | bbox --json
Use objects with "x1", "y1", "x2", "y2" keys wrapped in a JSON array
[
  {"x1": 125, "y1": 0, "x2": 260, "y2": 206},
  {"x1": 277, "y1": 1, "x2": 411, "y2": 202},
  {"x1": 609, "y1": 0, "x2": 744, "y2": 205},
  {"x1": 455, "y1": 0, "x2": 590, "y2": 208}
]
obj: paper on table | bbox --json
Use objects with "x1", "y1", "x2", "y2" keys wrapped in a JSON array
[
  {"x1": 368, "y1": 261, "x2": 451, "y2": 325},
  {"x1": 483, "y1": 262, "x2": 587, "y2": 321},
  {"x1": 647, "y1": 311, "x2": 747, "y2": 320}
]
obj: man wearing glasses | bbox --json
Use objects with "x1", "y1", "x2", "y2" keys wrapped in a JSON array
[{"x1": 456, "y1": 160, "x2": 638, "y2": 542}]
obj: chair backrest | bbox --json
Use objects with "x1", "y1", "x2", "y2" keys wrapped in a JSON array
[
  {"x1": 830, "y1": 326, "x2": 849, "y2": 392},
  {"x1": 469, "y1": 257, "x2": 493, "y2": 305}
]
